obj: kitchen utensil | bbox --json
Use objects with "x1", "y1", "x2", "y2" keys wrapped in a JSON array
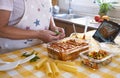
[
  {"x1": 0, "y1": 54, "x2": 35, "y2": 71},
  {"x1": 83, "y1": 17, "x2": 89, "y2": 39},
  {"x1": 72, "y1": 24, "x2": 78, "y2": 38}
]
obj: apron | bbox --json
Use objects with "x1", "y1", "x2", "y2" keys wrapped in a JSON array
[{"x1": 0, "y1": 0, "x2": 52, "y2": 52}]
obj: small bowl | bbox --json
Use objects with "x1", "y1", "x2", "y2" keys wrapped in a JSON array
[{"x1": 79, "y1": 50, "x2": 113, "y2": 69}]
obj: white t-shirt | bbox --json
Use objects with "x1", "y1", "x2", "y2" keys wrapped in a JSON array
[{"x1": 0, "y1": 0, "x2": 25, "y2": 25}]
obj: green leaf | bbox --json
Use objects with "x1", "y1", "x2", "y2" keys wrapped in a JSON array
[
  {"x1": 99, "y1": 2, "x2": 114, "y2": 16},
  {"x1": 54, "y1": 30, "x2": 61, "y2": 35},
  {"x1": 21, "y1": 50, "x2": 40, "y2": 62},
  {"x1": 30, "y1": 56, "x2": 40, "y2": 62}
]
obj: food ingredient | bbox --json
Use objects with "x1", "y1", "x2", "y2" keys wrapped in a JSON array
[
  {"x1": 22, "y1": 50, "x2": 40, "y2": 62},
  {"x1": 94, "y1": 15, "x2": 110, "y2": 22}
]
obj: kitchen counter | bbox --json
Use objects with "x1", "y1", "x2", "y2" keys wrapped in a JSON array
[
  {"x1": 54, "y1": 16, "x2": 101, "y2": 37},
  {"x1": 0, "y1": 30, "x2": 120, "y2": 78},
  {"x1": 54, "y1": 16, "x2": 101, "y2": 29}
]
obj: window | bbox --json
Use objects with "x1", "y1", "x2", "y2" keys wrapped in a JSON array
[
  {"x1": 58, "y1": 0, "x2": 120, "y2": 18},
  {"x1": 93, "y1": 0, "x2": 119, "y2": 3},
  {"x1": 93, "y1": 0, "x2": 120, "y2": 7},
  {"x1": 111, "y1": 0, "x2": 120, "y2": 7}
]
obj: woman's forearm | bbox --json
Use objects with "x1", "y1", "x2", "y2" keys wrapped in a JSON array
[
  {"x1": 0, "y1": 10, "x2": 39, "y2": 40},
  {"x1": 0, "y1": 26, "x2": 39, "y2": 40}
]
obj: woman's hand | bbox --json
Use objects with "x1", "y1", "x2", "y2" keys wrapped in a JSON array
[
  {"x1": 50, "y1": 26, "x2": 65, "y2": 39},
  {"x1": 56, "y1": 26, "x2": 65, "y2": 39},
  {"x1": 37, "y1": 30, "x2": 61, "y2": 43},
  {"x1": 49, "y1": 16, "x2": 65, "y2": 39}
]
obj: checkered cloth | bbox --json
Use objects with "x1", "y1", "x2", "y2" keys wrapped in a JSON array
[{"x1": 0, "y1": 31, "x2": 120, "y2": 78}]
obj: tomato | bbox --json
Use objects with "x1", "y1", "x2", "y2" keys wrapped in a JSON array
[{"x1": 94, "y1": 15, "x2": 101, "y2": 22}]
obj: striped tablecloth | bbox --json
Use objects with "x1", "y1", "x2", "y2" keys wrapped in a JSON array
[{"x1": 0, "y1": 31, "x2": 120, "y2": 78}]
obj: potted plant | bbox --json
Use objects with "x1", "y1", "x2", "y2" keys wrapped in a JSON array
[{"x1": 94, "y1": 0, "x2": 117, "y2": 17}]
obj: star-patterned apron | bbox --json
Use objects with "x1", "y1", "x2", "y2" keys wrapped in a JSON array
[{"x1": 0, "y1": 0, "x2": 52, "y2": 52}]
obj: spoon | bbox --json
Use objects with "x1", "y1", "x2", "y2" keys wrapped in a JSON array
[
  {"x1": 0, "y1": 54, "x2": 35, "y2": 71},
  {"x1": 83, "y1": 17, "x2": 89, "y2": 39},
  {"x1": 72, "y1": 24, "x2": 78, "y2": 38}
]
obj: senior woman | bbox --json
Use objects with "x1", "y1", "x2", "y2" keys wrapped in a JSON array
[{"x1": 0, "y1": 0, "x2": 65, "y2": 53}]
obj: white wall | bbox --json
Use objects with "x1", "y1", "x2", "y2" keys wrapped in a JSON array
[{"x1": 58, "y1": 0, "x2": 120, "y2": 19}]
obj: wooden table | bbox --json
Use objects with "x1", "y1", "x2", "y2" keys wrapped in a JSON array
[{"x1": 0, "y1": 30, "x2": 120, "y2": 78}]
